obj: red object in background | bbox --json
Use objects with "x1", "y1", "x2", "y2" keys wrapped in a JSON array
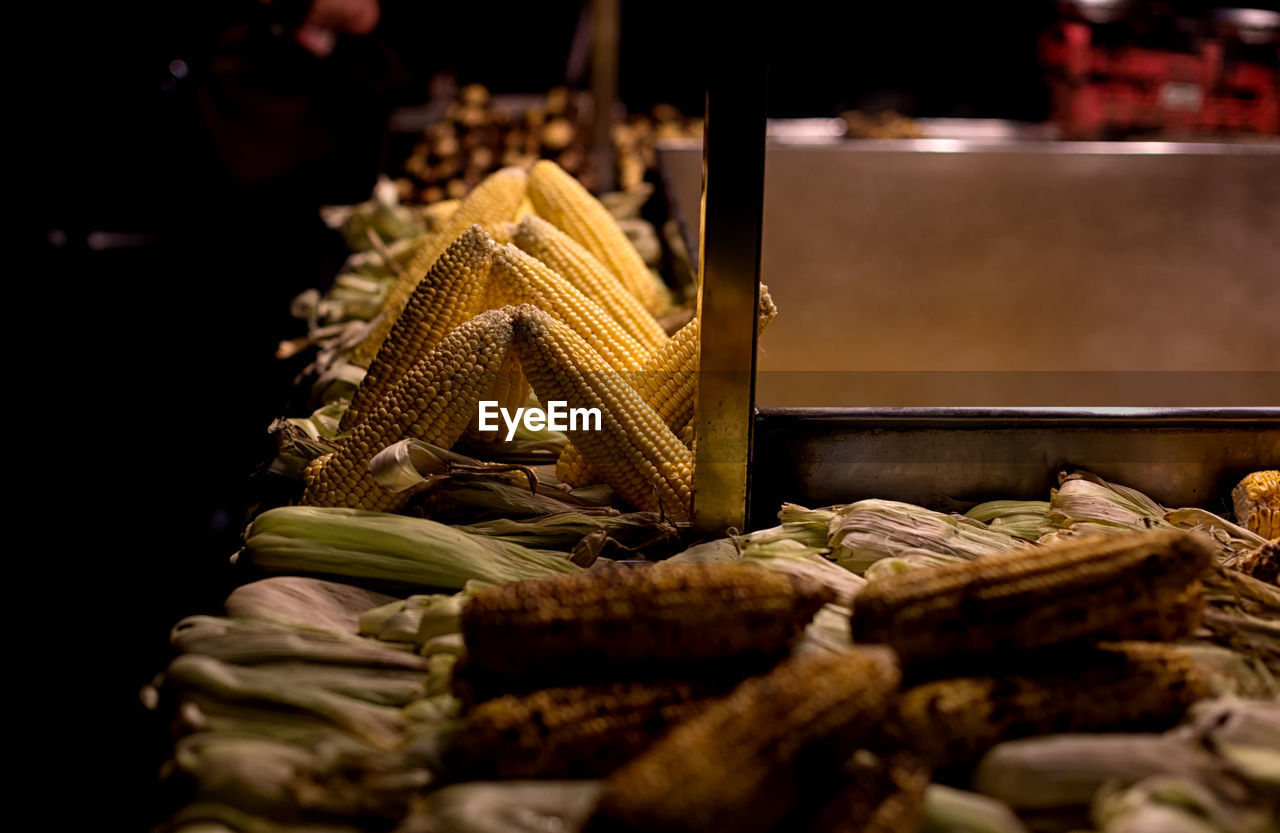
[{"x1": 1041, "y1": 19, "x2": 1279, "y2": 138}]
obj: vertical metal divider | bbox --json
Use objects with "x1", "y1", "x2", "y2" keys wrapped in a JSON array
[{"x1": 690, "y1": 20, "x2": 768, "y2": 534}]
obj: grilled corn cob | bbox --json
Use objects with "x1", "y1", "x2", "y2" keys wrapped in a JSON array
[
  {"x1": 460, "y1": 564, "x2": 834, "y2": 682},
  {"x1": 491, "y1": 244, "x2": 649, "y2": 372},
  {"x1": 512, "y1": 215, "x2": 669, "y2": 352},
  {"x1": 302, "y1": 308, "x2": 517, "y2": 511},
  {"x1": 342, "y1": 225, "x2": 495, "y2": 431},
  {"x1": 513, "y1": 306, "x2": 692, "y2": 518},
  {"x1": 350, "y1": 167, "x2": 527, "y2": 367},
  {"x1": 446, "y1": 680, "x2": 724, "y2": 779},
  {"x1": 849, "y1": 529, "x2": 1215, "y2": 668},
  {"x1": 1237, "y1": 539, "x2": 1278, "y2": 585},
  {"x1": 527, "y1": 160, "x2": 669, "y2": 315},
  {"x1": 890, "y1": 642, "x2": 1212, "y2": 767},
  {"x1": 804, "y1": 751, "x2": 931, "y2": 833},
  {"x1": 1233, "y1": 470, "x2": 1279, "y2": 541},
  {"x1": 585, "y1": 647, "x2": 901, "y2": 833}
]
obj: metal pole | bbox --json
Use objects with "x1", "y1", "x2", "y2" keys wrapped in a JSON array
[
  {"x1": 589, "y1": 0, "x2": 620, "y2": 193},
  {"x1": 691, "y1": 16, "x2": 768, "y2": 534}
]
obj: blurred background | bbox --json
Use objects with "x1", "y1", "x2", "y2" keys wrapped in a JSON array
[{"x1": 29, "y1": 1, "x2": 1277, "y2": 827}]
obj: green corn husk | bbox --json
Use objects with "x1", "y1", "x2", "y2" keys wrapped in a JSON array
[
  {"x1": 965, "y1": 501, "x2": 1052, "y2": 541},
  {"x1": 793, "y1": 603, "x2": 856, "y2": 657},
  {"x1": 225, "y1": 578, "x2": 396, "y2": 637},
  {"x1": 171, "y1": 617, "x2": 429, "y2": 670},
  {"x1": 166, "y1": 655, "x2": 410, "y2": 750},
  {"x1": 238, "y1": 506, "x2": 580, "y2": 593},
  {"x1": 661, "y1": 537, "x2": 741, "y2": 566},
  {"x1": 411, "y1": 477, "x2": 619, "y2": 524},
  {"x1": 458, "y1": 512, "x2": 678, "y2": 552},
  {"x1": 739, "y1": 538, "x2": 866, "y2": 607},
  {"x1": 863, "y1": 551, "x2": 969, "y2": 581},
  {"x1": 740, "y1": 520, "x2": 832, "y2": 551},
  {"x1": 403, "y1": 781, "x2": 604, "y2": 833},
  {"x1": 357, "y1": 594, "x2": 464, "y2": 645},
  {"x1": 1180, "y1": 644, "x2": 1280, "y2": 698},
  {"x1": 1093, "y1": 775, "x2": 1279, "y2": 833},
  {"x1": 170, "y1": 734, "x2": 316, "y2": 820},
  {"x1": 1048, "y1": 471, "x2": 1170, "y2": 531},
  {"x1": 826, "y1": 499, "x2": 1030, "y2": 574},
  {"x1": 921, "y1": 785, "x2": 1029, "y2": 833},
  {"x1": 778, "y1": 502, "x2": 842, "y2": 526}
]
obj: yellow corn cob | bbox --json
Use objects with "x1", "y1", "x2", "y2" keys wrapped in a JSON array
[
  {"x1": 302, "y1": 309, "x2": 517, "y2": 511},
  {"x1": 556, "y1": 285, "x2": 774, "y2": 486},
  {"x1": 849, "y1": 529, "x2": 1215, "y2": 669},
  {"x1": 1233, "y1": 470, "x2": 1279, "y2": 540},
  {"x1": 512, "y1": 306, "x2": 691, "y2": 518},
  {"x1": 890, "y1": 642, "x2": 1212, "y2": 766},
  {"x1": 512, "y1": 215, "x2": 669, "y2": 352},
  {"x1": 460, "y1": 564, "x2": 834, "y2": 682},
  {"x1": 349, "y1": 167, "x2": 527, "y2": 367},
  {"x1": 527, "y1": 159, "x2": 669, "y2": 315},
  {"x1": 342, "y1": 226, "x2": 495, "y2": 431},
  {"x1": 446, "y1": 680, "x2": 724, "y2": 779},
  {"x1": 491, "y1": 244, "x2": 649, "y2": 372},
  {"x1": 585, "y1": 648, "x2": 902, "y2": 833}
]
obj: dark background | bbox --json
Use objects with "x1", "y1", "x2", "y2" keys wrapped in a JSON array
[{"x1": 27, "y1": 1, "x2": 1274, "y2": 828}]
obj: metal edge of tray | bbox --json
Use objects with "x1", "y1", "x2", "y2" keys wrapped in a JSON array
[{"x1": 747, "y1": 406, "x2": 1280, "y2": 530}]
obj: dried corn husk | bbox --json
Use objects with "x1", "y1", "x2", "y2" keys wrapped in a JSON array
[
  {"x1": 921, "y1": 785, "x2": 1029, "y2": 833},
  {"x1": 1180, "y1": 644, "x2": 1280, "y2": 698},
  {"x1": 739, "y1": 539, "x2": 866, "y2": 607},
  {"x1": 157, "y1": 800, "x2": 365, "y2": 833},
  {"x1": 661, "y1": 537, "x2": 741, "y2": 566},
  {"x1": 965, "y1": 500, "x2": 1051, "y2": 541},
  {"x1": 827, "y1": 499, "x2": 1029, "y2": 574},
  {"x1": 238, "y1": 506, "x2": 580, "y2": 592},
  {"x1": 1093, "y1": 775, "x2": 1277, "y2": 833},
  {"x1": 1048, "y1": 471, "x2": 1169, "y2": 531},
  {"x1": 863, "y1": 552, "x2": 968, "y2": 581},
  {"x1": 171, "y1": 617, "x2": 428, "y2": 670}
]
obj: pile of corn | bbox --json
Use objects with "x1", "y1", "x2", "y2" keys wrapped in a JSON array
[{"x1": 148, "y1": 155, "x2": 1280, "y2": 832}]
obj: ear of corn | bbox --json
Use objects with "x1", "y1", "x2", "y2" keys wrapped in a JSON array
[
  {"x1": 460, "y1": 563, "x2": 835, "y2": 684},
  {"x1": 890, "y1": 642, "x2": 1213, "y2": 767},
  {"x1": 849, "y1": 529, "x2": 1215, "y2": 668},
  {"x1": 304, "y1": 308, "x2": 519, "y2": 511},
  {"x1": 512, "y1": 214, "x2": 669, "y2": 352},
  {"x1": 513, "y1": 306, "x2": 692, "y2": 519},
  {"x1": 445, "y1": 680, "x2": 724, "y2": 779},
  {"x1": 491, "y1": 244, "x2": 649, "y2": 372},
  {"x1": 528, "y1": 159, "x2": 670, "y2": 315},
  {"x1": 1233, "y1": 470, "x2": 1279, "y2": 541},
  {"x1": 350, "y1": 167, "x2": 527, "y2": 367},
  {"x1": 342, "y1": 225, "x2": 495, "y2": 431},
  {"x1": 585, "y1": 647, "x2": 901, "y2": 833}
]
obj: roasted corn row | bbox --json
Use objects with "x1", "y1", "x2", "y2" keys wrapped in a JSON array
[
  {"x1": 803, "y1": 751, "x2": 931, "y2": 833},
  {"x1": 342, "y1": 225, "x2": 495, "y2": 431},
  {"x1": 584, "y1": 647, "x2": 901, "y2": 833},
  {"x1": 350, "y1": 167, "x2": 526, "y2": 367},
  {"x1": 527, "y1": 160, "x2": 669, "y2": 315},
  {"x1": 513, "y1": 306, "x2": 692, "y2": 518},
  {"x1": 445, "y1": 680, "x2": 724, "y2": 779},
  {"x1": 460, "y1": 564, "x2": 835, "y2": 682},
  {"x1": 889, "y1": 642, "x2": 1212, "y2": 766},
  {"x1": 302, "y1": 308, "x2": 517, "y2": 510},
  {"x1": 849, "y1": 529, "x2": 1215, "y2": 668},
  {"x1": 1233, "y1": 470, "x2": 1279, "y2": 541}
]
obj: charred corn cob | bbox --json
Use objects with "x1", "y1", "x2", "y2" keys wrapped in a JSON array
[
  {"x1": 460, "y1": 564, "x2": 835, "y2": 682},
  {"x1": 491, "y1": 244, "x2": 649, "y2": 372},
  {"x1": 585, "y1": 648, "x2": 901, "y2": 833},
  {"x1": 512, "y1": 215, "x2": 669, "y2": 352},
  {"x1": 342, "y1": 226, "x2": 495, "y2": 431},
  {"x1": 557, "y1": 285, "x2": 775, "y2": 487},
  {"x1": 849, "y1": 529, "x2": 1215, "y2": 668},
  {"x1": 527, "y1": 160, "x2": 669, "y2": 315},
  {"x1": 890, "y1": 642, "x2": 1211, "y2": 767},
  {"x1": 1238, "y1": 539, "x2": 1278, "y2": 585},
  {"x1": 302, "y1": 309, "x2": 517, "y2": 511},
  {"x1": 350, "y1": 167, "x2": 527, "y2": 367},
  {"x1": 804, "y1": 751, "x2": 931, "y2": 833},
  {"x1": 513, "y1": 306, "x2": 692, "y2": 518},
  {"x1": 445, "y1": 680, "x2": 724, "y2": 779},
  {"x1": 1233, "y1": 470, "x2": 1279, "y2": 541}
]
